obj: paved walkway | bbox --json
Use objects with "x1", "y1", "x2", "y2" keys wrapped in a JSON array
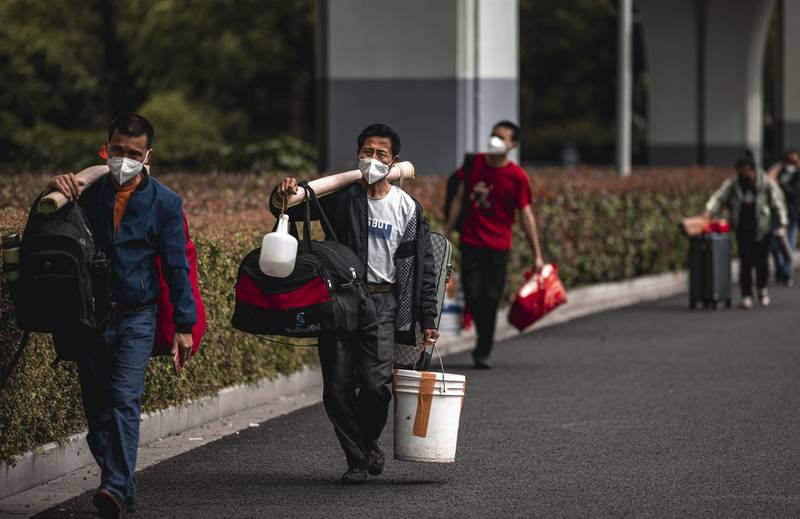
[{"x1": 36, "y1": 286, "x2": 800, "y2": 518}]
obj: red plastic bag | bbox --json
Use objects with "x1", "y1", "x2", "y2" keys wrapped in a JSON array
[
  {"x1": 152, "y1": 212, "x2": 207, "y2": 356},
  {"x1": 462, "y1": 307, "x2": 473, "y2": 330},
  {"x1": 704, "y1": 219, "x2": 730, "y2": 234},
  {"x1": 507, "y1": 264, "x2": 568, "y2": 332}
]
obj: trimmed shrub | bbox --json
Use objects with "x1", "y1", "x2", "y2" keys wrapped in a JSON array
[
  {"x1": 0, "y1": 166, "x2": 732, "y2": 463},
  {"x1": 0, "y1": 125, "x2": 105, "y2": 172}
]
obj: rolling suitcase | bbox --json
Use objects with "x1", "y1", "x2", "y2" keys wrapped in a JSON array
[{"x1": 689, "y1": 233, "x2": 732, "y2": 310}]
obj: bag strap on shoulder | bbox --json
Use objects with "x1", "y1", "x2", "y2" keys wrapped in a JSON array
[
  {"x1": 298, "y1": 181, "x2": 340, "y2": 252},
  {"x1": 460, "y1": 153, "x2": 476, "y2": 231},
  {"x1": 0, "y1": 330, "x2": 30, "y2": 393}
]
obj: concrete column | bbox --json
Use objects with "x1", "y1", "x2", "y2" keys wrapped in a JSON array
[
  {"x1": 638, "y1": 0, "x2": 700, "y2": 165},
  {"x1": 703, "y1": 0, "x2": 774, "y2": 165},
  {"x1": 617, "y1": 0, "x2": 633, "y2": 176},
  {"x1": 782, "y1": 0, "x2": 800, "y2": 149},
  {"x1": 473, "y1": 0, "x2": 520, "y2": 164},
  {"x1": 316, "y1": 0, "x2": 518, "y2": 173}
]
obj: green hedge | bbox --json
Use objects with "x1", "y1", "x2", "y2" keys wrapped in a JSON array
[
  {"x1": 0, "y1": 230, "x2": 317, "y2": 464},
  {"x1": 406, "y1": 167, "x2": 732, "y2": 304},
  {"x1": 0, "y1": 167, "x2": 731, "y2": 464}
]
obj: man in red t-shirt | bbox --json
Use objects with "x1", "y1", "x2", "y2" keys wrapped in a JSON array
[{"x1": 443, "y1": 121, "x2": 544, "y2": 369}]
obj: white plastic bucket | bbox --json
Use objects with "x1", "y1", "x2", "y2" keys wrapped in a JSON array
[
  {"x1": 439, "y1": 272, "x2": 464, "y2": 335},
  {"x1": 392, "y1": 368, "x2": 467, "y2": 463}
]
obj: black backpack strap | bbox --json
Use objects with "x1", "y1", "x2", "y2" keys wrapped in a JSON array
[
  {"x1": 297, "y1": 184, "x2": 312, "y2": 253},
  {"x1": 0, "y1": 330, "x2": 30, "y2": 393},
  {"x1": 460, "y1": 153, "x2": 476, "y2": 231}
]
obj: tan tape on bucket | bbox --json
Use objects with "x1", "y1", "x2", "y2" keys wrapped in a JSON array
[{"x1": 412, "y1": 372, "x2": 437, "y2": 438}]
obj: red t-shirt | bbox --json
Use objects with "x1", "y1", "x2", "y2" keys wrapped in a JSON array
[{"x1": 456, "y1": 154, "x2": 532, "y2": 251}]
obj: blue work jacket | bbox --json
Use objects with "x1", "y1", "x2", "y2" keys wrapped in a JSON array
[{"x1": 80, "y1": 172, "x2": 196, "y2": 333}]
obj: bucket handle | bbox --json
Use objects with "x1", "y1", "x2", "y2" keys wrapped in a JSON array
[{"x1": 414, "y1": 340, "x2": 448, "y2": 394}]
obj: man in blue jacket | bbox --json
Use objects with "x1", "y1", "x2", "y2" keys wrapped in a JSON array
[{"x1": 44, "y1": 113, "x2": 196, "y2": 518}]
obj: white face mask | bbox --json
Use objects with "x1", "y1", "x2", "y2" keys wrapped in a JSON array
[
  {"x1": 488, "y1": 136, "x2": 507, "y2": 154},
  {"x1": 107, "y1": 156, "x2": 145, "y2": 185},
  {"x1": 359, "y1": 157, "x2": 391, "y2": 185},
  {"x1": 786, "y1": 164, "x2": 797, "y2": 174}
]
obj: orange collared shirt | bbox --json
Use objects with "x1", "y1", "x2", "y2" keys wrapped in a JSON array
[{"x1": 113, "y1": 173, "x2": 143, "y2": 237}]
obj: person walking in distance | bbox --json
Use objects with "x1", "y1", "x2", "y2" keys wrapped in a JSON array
[
  {"x1": 443, "y1": 121, "x2": 544, "y2": 369},
  {"x1": 767, "y1": 148, "x2": 800, "y2": 286},
  {"x1": 705, "y1": 154, "x2": 788, "y2": 309}
]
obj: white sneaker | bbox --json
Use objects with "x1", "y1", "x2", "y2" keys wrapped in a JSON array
[
  {"x1": 759, "y1": 289, "x2": 770, "y2": 307},
  {"x1": 741, "y1": 296, "x2": 754, "y2": 310}
]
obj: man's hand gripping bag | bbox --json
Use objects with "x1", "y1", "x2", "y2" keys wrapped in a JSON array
[{"x1": 231, "y1": 183, "x2": 367, "y2": 339}]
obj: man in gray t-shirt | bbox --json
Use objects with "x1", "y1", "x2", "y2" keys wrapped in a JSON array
[
  {"x1": 366, "y1": 185, "x2": 417, "y2": 284},
  {"x1": 275, "y1": 124, "x2": 439, "y2": 485}
]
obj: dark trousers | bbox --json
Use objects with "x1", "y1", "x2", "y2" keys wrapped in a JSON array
[
  {"x1": 317, "y1": 292, "x2": 395, "y2": 468},
  {"x1": 769, "y1": 221, "x2": 797, "y2": 281},
  {"x1": 78, "y1": 304, "x2": 156, "y2": 503},
  {"x1": 460, "y1": 244, "x2": 510, "y2": 360},
  {"x1": 737, "y1": 232, "x2": 769, "y2": 297}
]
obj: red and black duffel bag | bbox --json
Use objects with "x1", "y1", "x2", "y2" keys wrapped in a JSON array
[{"x1": 231, "y1": 183, "x2": 367, "y2": 339}]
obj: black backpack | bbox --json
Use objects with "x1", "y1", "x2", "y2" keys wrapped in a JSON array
[
  {"x1": 11, "y1": 201, "x2": 111, "y2": 358},
  {"x1": 231, "y1": 183, "x2": 368, "y2": 340}
]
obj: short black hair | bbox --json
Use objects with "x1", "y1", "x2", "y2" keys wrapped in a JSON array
[
  {"x1": 735, "y1": 155, "x2": 755, "y2": 170},
  {"x1": 108, "y1": 112, "x2": 155, "y2": 148},
  {"x1": 493, "y1": 120, "x2": 521, "y2": 143},
  {"x1": 357, "y1": 123, "x2": 401, "y2": 156},
  {"x1": 784, "y1": 148, "x2": 800, "y2": 160}
]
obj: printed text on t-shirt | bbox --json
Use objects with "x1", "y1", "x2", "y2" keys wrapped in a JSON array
[{"x1": 368, "y1": 217, "x2": 393, "y2": 240}]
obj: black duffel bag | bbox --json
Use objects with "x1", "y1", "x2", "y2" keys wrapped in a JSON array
[{"x1": 231, "y1": 183, "x2": 368, "y2": 339}]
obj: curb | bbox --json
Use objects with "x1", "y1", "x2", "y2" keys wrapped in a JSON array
[
  {"x1": 0, "y1": 365, "x2": 321, "y2": 500},
  {"x1": 435, "y1": 269, "x2": 690, "y2": 358},
  {"x1": 3, "y1": 251, "x2": 791, "y2": 500}
]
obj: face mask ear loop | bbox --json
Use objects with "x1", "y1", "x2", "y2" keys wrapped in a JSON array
[{"x1": 395, "y1": 160, "x2": 404, "y2": 190}]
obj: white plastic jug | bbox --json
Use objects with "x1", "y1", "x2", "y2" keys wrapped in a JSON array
[{"x1": 258, "y1": 214, "x2": 298, "y2": 277}]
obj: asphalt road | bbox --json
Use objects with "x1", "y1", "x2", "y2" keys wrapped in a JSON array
[{"x1": 38, "y1": 287, "x2": 800, "y2": 518}]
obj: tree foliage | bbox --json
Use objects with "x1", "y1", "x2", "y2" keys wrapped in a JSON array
[
  {"x1": 1, "y1": 0, "x2": 657, "y2": 170},
  {"x1": 0, "y1": 0, "x2": 315, "y2": 171},
  {"x1": 520, "y1": 0, "x2": 647, "y2": 164}
]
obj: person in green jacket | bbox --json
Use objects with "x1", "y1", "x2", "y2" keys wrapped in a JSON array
[{"x1": 704, "y1": 155, "x2": 789, "y2": 309}]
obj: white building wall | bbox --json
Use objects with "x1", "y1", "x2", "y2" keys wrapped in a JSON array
[{"x1": 318, "y1": 0, "x2": 519, "y2": 173}]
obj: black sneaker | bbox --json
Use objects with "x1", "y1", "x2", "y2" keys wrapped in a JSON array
[
  {"x1": 473, "y1": 355, "x2": 492, "y2": 370},
  {"x1": 93, "y1": 488, "x2": 122, "y2": 519},
  {"x1": 340, "y1": 467, "x2": 367, "y2": 485},
  {"x1": 367, "y1": 444, "x2": 385, "y2": 476}
]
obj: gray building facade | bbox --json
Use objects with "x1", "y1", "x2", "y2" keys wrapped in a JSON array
[{"x1": 316, "y1": 0, "x2": 519, "y2": 174}]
